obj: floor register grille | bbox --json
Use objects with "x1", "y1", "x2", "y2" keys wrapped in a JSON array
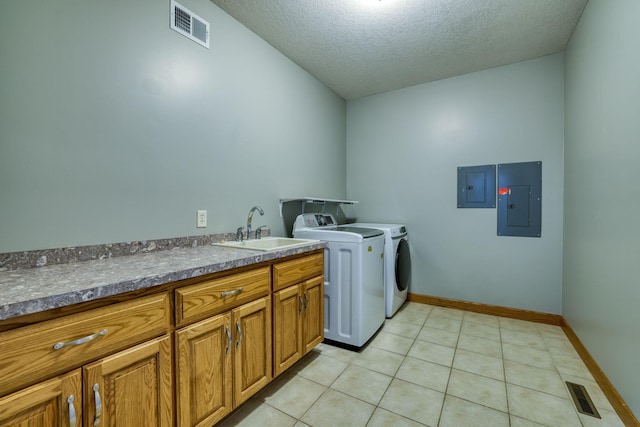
[{"x1": 566, "y1": 381, "x2": 601, "y2": 418}]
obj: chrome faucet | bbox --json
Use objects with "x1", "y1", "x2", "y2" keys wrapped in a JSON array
[
  {"x1": 246, "y1": 206, "x2": 264, "y2": 240},
  {"x1": 254, "y1": 225, "x2": 267, "y2": 240},
  {"x1": 236, "y1": 226, "x2": 244, "y2": 242}
]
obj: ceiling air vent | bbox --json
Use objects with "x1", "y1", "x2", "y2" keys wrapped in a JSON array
[{"x1": 170, "y1": 0, "x2": 210, "y2": 49}]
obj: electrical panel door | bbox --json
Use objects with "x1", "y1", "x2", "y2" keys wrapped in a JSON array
[
  {"x1": 457, "y1": 165, "x2": 496, "y2": 208},
  {"x1": 497, "y1": 162, "x2": 542, "y2": 237}
]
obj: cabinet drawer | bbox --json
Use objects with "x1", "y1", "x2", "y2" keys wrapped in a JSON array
[
  {"x1": 272, "y1": 253, "x2": 324, "y2": 291},
  {"x1": 176, "y1": 266, "x2": 270, "y2": 326},
  {"x1": 0, "y1": 293, "x2": 170, "y2": 396}
]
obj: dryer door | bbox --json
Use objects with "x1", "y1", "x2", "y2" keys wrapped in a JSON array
[{"x1": 395, "y1": 238, "x2": 411, "y2": 292}]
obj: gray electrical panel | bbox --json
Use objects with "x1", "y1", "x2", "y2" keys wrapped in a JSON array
[
  {"x1": 457, "y1": 165, "x2": 496, "y2": 208},
  {"x1": 497, "y1": 161, "x2": 542, "y2": 237}
]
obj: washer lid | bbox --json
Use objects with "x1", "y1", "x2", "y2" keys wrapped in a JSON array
[{"x1": 335, "y1": 226, "x2": 383, "y2": 238}]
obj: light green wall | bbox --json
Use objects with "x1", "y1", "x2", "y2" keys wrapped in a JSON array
[
  {"x1": 564, "y1": 0, "x2": 640, "y2": 417},
  {"x1": 0, "y1": 0, "x2": 346, "y2": 252},
  {"x1": 347, "y1": 54, "x2": 565, "y2": 314}
]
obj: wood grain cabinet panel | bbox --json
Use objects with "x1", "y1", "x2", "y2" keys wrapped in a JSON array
[
  {"x1": 0, "y1": 293, "x2": 170, "y2": 396},
  {"x1": 273, "y1": 285, "x2": 304, "y2": 376},
  {"x1": 176, "y1": 267, "x2": 270, "y2": 326},
  {"x1": 83, "y1": 335, "x2": 173, "y2": 427},
  {"x1": 176, "y1": 313, "x2": 233, "y2": 427},
  {"x1": 272, "y1": 254, "x2": 323, "y2": 291},
  {"x1": 232, "y1": 297, "x2": 272, "y2": 407},
  {"x1": 0, "y1": 369, "x2": 81, "y2": 427},
  {"x1": 302, "y1": 276, "x2": 324, "y2": 354}
]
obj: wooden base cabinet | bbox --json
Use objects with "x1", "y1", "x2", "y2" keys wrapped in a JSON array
[
  {"x1": 0, "y1": 250, "x2": 323, "y2": 427},
  {"x1": 176, "y1": 296, "x2": 272, "y2": 427},
  {"x1": 273, "y1": 276, "x2": 324, "y2": 377},
  {"x1": 0, "y1": 292, "x2": 172, "y2": 427},
  {"x1": 0, "y1": 335, "x2": 172, "y2": 427},
  {"x1": 0, "y1": 370, "x2": 81, "y2": 427}
]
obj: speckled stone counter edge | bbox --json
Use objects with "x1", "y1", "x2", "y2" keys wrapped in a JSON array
[
  {"x1": 0, "y1": 230, "x2": 269, "y2": 272},
  {"x1": 0, "y1": 240, "x2": 326, "y2": 321}
]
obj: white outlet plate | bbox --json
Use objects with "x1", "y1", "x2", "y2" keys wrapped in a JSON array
[{"x1": 196, "y1": 210, "x2": 207, "y2": 228}]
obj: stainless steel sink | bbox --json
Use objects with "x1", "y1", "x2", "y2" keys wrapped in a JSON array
[{"x1": 214, "y1": 237, "x2": 320, "y2": 252}]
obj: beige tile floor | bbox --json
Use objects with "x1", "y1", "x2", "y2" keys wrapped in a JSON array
[{"x1": 218, "y1": 302, "x2": 625, "y2": 427}]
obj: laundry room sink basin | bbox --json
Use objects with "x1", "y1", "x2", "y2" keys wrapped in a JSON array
[{"x1": 215, "y1": 237, "x2": 320, "y2": 252}]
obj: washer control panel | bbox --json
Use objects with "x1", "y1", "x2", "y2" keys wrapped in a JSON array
[{"x1": 300, "y1": 213, "x2": 336, "y2": 228}]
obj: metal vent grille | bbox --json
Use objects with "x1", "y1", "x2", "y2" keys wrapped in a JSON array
[
  {"x1": 192, "y1": 18, "x2": 207, "y2": 43},
  {"x1": 174, "y1": 6, "x2": 191, "y2": 33},
  {"x1": 566, "y1": 382, "x2": 601, "y2": 418},
  {"x1": 170, "y1": 0, "x2": 210, "y2": 49}
]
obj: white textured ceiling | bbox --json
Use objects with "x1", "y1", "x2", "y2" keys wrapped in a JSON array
[{"x1": 211, "y1": 0, "x2": 587, "y2": 100}]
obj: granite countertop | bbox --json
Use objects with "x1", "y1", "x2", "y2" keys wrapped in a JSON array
[{"x1": 0, "y1": 242, "x2": 326, "y2": 321}]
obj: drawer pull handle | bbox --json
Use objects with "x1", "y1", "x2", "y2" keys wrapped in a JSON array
[
  {"x1": 53, "y1": 329, "x2": 108, "y2": 350},
  {"x1": 236, "y1": 322, "x2": 243, "y2": 348},
  {"x1": 221, "y1": 288, "x2": 244, "y2": 297},
  {"x1": 67, "y1": 395, "x2": 77, "y2": 427},
  {"x1": 225, "y1": 326, "x2": 232, "y2": 355},
  {"x1": 93, "y1": 383, "x2": 102, "y2": 426}
]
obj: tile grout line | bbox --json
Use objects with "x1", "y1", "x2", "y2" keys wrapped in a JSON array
[
  {"x1": 372, "y1": 306, "x2": 434, "y2": 426},
  {"x1": 298, "y1": 351, "x2": 355, "y2": 425},
  {"x1": 498, "y1": 320, "x2": 512, "y2": 426},
  {"x1": 540, "y1": 324, "x2": 587, "y2": 425},
  {"x1": 291, "y1": 311, "x2": 424, "y2": 426},
  {"x1": 365, "y1": 307, "x2": 428, "y2": 426},
  {"x1": 436, "y1": 309, "x2": 462, "y2": 427}
]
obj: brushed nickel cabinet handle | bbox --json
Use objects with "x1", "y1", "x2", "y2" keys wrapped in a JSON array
[
  {"x1": 53, "y1": 329, "x2": 108, "y2": 350},
  {"x1": 303, "y1": 292, "x2": 310, "y2": 312},
  {"x1": 67, "y1": 395, "x2": 77, "y2": 427},
  {"x1": 93, "y1": 384, "x2": 102, "y2": 426},
  {"x1": 225, "y1": 326, "x2": 232, "y2": 355},
  {"x1": 236, "y1": 322, "x2": 243, "y2": 349},
  {"x1": 220, "y1": 288, "x2": 243, "y2": 297}
]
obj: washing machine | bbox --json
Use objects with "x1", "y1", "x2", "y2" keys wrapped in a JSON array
[
  {"x1": 349, "y1": 223, "x2": 411, "y2": 317},
  {"x1": 293, "y1": 213, "x2": 385, "y2": 348}
]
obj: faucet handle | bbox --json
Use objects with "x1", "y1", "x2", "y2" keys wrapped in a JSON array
[
  {"x1": 255, "y1": 225, "x2": 267, "y2": 240},
  {"x1": 236, "y1": 226, "x2": 244, "y2": 242}
]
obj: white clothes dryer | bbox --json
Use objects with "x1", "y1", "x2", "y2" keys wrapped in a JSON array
[
  {"x1": 349, "y1": 223, "x2": 411, "y2": 317},
  {"x1": 293, "y1": 213, "x2": 385, "y2": 348}
]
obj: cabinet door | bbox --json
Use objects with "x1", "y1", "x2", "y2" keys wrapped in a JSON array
[
  {"x1": 176, "y1": 313, "x2": 233, "y2": 427},
  {"x1": 0, "y1": 369, "x2": 81, "y2": 427},
  {"x1": 302, "y1": 276, "x2": 324, "y2": 354},
  {"x1": 273, "y1": 285, "x2": 303, "y2": 377},
  {"x1": 83, "y1": 335, "x2": 173, "y2": 427},
  {"x1": 232, "y1": 296, "x2": 272, "y2": 407}
]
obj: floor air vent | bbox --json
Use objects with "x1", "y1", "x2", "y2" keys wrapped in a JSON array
[
  {"x1": 170, "y1": 0, "x2": 210, "y2": 49},
  {"x1": 566, "y1": 381, "x2": 601, "y2": 418}
]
